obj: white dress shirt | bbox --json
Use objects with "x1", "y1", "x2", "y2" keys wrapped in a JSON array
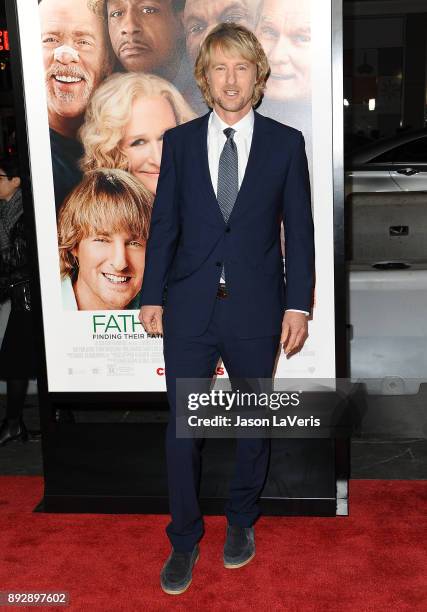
[{"x1": 206, "y1": 108, "x2": 308, "y2": 317}]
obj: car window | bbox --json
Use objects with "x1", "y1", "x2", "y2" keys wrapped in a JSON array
[
  {"x1": 370, "y1": 136, "x2": 427, "y2": 164},
  {"x1": 369, "y1": 148, "x2": 395, "y2": 163}
]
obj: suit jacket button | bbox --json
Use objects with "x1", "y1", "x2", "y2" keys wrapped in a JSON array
[
  {"x1": 225, "y1": 227, "x2": 231, "y2": 233},
  {"x1": 215, "y1": 262, "x2": 222, "y2": 267}
]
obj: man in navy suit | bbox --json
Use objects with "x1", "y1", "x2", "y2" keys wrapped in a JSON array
[{"x1": 139, "y1": 22, "x2": 314, "y2": 595}]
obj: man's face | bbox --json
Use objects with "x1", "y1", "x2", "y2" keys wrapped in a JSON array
[
  {"x1": 0, "y1": 171, "x2": 19, "y2": 202},
  {"x1": 121, "y1": 95, "x2": 177, "y2": 196},
  {"x1": 205, "y1": 45, "x2": 257, "y2": 118},
  {"x1": 39, "y1": 0, "x2": 110, "y2": 128},
  {"x1": 256, "y1": 0, "x2": 311, "y2": 101},
  {"x1": 73, "y1": 230, "x2": 146, "y2": 310},
  {"x1": 183, "y1": 0, "x2": 257, "y2": 65},
  {"x1": 107, "y1": 0, "x2": 182, "y2": 73}
]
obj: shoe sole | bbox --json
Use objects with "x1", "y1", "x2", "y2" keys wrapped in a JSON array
[
  {"x1": 160, "y1": 552, "x2": 199, "y2": 595},
  {"x1": 224, "y1": 550, "x2": 255, "y2": 569}
]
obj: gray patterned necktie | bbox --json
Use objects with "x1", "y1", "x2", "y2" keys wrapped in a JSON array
[
  {"x1": 217, "y1": 127, "x2": 238, "y2": 283},
  {"x1": 217, "y1": 127, "x2": 238, "y2": 223}
]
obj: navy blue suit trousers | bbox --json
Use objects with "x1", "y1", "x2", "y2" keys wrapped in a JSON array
[{"x1": 163, "y1": 295, "x2": 280, "y2": 552}]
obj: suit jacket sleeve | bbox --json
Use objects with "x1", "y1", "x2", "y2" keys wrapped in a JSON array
[
  {"x1": 282, "y1": 132, "x2": 315, "y2": 313},
  {"x1": 139, "y1": 132, "x2": 180, "y2": 306}
]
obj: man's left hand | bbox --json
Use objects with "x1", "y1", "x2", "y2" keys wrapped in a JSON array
[{"x1": 281, "y1": 311, "x2": 309, "y2": 356}]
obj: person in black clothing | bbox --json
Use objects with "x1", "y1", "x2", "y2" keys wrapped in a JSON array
[{"x1": 0, "y1": 157, "x2": 37, "y2": 446}]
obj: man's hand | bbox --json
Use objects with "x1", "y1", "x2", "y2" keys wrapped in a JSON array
[
  {"x1": 139, "y1": 305, "x2": 164, "y2": 336},
  {"x1": 281, "y1": 311, "x2": 308, "y2": 356}
]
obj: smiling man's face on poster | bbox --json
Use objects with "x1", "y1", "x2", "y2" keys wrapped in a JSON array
[{"x1": 39, "y1": 0, "x2": 111, "y2": 135}]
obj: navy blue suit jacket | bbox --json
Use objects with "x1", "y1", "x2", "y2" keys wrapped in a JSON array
[{"x1": 140, "y1": 110, "x2": 315, "y2": 338}]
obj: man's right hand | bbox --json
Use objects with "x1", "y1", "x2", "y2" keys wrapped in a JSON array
[{"x1": 139, "y1": 305, "x2": 164, "y2": 336}]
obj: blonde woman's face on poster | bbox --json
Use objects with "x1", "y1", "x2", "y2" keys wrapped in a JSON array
[
  {"x1": 73, "y1": 231, "x2": 146, "y2": 310},
  {"x1": 183, "y1": 0, "x2": 258, "y2": 64},
  {"x1": 121, "y1": 95, "x2": 177, "y2": 195},
  {"x1": 257, "y1": 0, "x2": 311, "y2": 101}
]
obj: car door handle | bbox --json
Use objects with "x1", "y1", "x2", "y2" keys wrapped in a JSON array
[
  {"x1": 396, "y1": 167, "x2": 419, "y2": 176},
  {"x1": 372, "y1": 261, "x2": 411, "y2": 270}
]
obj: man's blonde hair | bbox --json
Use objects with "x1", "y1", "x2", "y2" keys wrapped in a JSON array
[
  {"x1": 58, "y1": 168, "x2": 153, "y2": 279},
  {"x1": 79, "y1": 72, "x2": 196, "y2": 173},
  {"x1": 194, "y1": 22, "x2": 270, "y2": 108}
]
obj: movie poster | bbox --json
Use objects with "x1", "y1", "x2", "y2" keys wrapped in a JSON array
[{"x1": 16, "y1": 0, "x2": 335, "y2": 391}]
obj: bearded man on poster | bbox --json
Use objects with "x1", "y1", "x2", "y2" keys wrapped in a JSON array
[
  {"x1": 38, "y1": 0, "x2": 112, "y2": 211},
  {"x1": 98, "y1": 0, "x2": 186, "y2": 86},
  {"x1": 139, "y1": 23, "x2": 314, "y2": 595}
]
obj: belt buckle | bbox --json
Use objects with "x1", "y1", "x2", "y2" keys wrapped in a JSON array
[{"x1": 217, "y1": 284, "x2": 228, "y2": 299}]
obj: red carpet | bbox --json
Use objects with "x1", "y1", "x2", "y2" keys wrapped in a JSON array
[{"x1": 0, "y1": 478, "x2": 426, "y2": 611}]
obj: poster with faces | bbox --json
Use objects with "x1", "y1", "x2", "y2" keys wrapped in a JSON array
[{"x1": 16, "y1": 0, "x2": 335, "y2": 391}]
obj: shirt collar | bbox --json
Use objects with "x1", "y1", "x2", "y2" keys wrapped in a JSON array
[{"x1": 210, "y1": 107, "x2": 254, "y2": 137}]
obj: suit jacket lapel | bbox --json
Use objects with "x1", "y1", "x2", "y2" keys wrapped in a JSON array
[
  {"x1": 192, "y1": 112, "x2": 227, "y2": 227},
  {"x1": 228, "y1": 111, "x2": 270, "y2": 223}
]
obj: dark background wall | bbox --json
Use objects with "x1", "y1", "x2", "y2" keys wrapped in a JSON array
[
  {"x1": 0, "y1": 3, "x2": 15, "y2": 158},
  {"x1": 344, "y1": 0, "x2": 427, "y2": 151}
]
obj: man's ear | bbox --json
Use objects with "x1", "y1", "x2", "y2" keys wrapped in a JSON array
[{"x1": 12, "y1": 176, "x2": 21, "y2": 190}]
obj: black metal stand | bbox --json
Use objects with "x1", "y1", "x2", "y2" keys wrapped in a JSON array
[{"x1": 33, "y1": 403, "x2": 348, "y2": 516}]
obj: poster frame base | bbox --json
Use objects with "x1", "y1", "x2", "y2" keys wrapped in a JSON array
[{"x1": 34, "y1": 495, "x2": 340, "y2": 517}]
